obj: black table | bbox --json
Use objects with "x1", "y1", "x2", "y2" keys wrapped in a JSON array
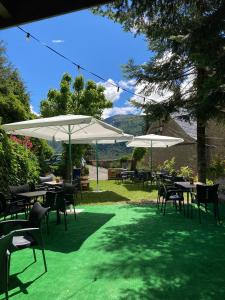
[
  {"x1": 17, "y1": 190, "x2": 47, "y2": 202},
  {"x1": 175, "y1": 182, "x2": 204, "y2": 216}
]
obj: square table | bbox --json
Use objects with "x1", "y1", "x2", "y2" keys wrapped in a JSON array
[
  {"x1": 174, "y1": 182, "x2": 204, "y2": 217},
  {"x1": 17, "y1": 190, "x2": 47, "y2": 203}
]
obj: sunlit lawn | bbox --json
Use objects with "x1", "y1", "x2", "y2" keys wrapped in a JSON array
[{"x1": 80, "y1": 180, "x2": 158, "y2": 204}]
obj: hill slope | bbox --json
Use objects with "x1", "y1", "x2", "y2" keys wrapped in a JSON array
[{"x1": 96, "y1": 114, "x2": 146, "y2": 160}]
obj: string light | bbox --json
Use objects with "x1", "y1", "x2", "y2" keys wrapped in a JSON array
[
  {"x1": 26, "y1": 32, "x2": 30, "y2": 41},
  {"x1": 17, "y1": 26, "x2": 156, "y2": 105}
]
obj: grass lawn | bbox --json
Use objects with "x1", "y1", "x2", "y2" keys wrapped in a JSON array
[
  {"x1": 81, "y1": 180, "x2": 158, "y2": 204},
  {"x1": 2, "y1": 203, "x2": 225, "y2": 300}
]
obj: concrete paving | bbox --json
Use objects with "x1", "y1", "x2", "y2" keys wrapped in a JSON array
[{"x1": 87, "y1": 164, "x2": 108, "y2": 180}]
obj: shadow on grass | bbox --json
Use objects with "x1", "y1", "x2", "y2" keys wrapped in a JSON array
[
  {"x1": 0, "y1": 267, "x2": 46, "y2": 300},
  {"x1": 91, "y1": 204, "x2": 225, "y2": 300},
  {"x1": 80, "y1": 190, "x2": 130, "y2": 204},
  {"x1": 44, "y1": 211, "x2": 115, "y2": 253}
]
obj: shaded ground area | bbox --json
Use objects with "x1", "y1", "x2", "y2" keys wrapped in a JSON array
[{"x1": 2, "y1": 203, "x2": 225, "y2": 300}]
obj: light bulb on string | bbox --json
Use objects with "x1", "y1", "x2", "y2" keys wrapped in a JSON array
[{"x1": 26, "y1": 32, "x2": 30, "y2": 41}]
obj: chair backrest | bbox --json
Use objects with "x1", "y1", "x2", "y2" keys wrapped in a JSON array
[
  {"x1": 0, "y1": 232, "x2": 13, "y2": 290},
  {"x1": 9, "y1": 184, "x2": 30, "y2": 196},
  {"x1": 28, "y1": 202, "x2": 49, "y2": 228},
  {"x1": 55, "y1": 191, "x2": 66, "y2": 212},
  {"x1": 0, "y1": 193, "x2": 6, "y2": 214},
  {"x1": 0, "y1": 232, "x2": 13, "y2": 258},
  {"x1": 196, "y1": 184, "x2": 219, "y2": 203},
  {"x1": 63, "y1": 183, "x2": 76, "y2": 195},
  {"x1": 44, "y1": 191, "x2": 57, "y2": 210},
  {"x1": 172, "y1": 176, "x2": 185, "y2": 182},
  {"x1": 207, "y1": 184, "x2": 219, "y2": 202}
]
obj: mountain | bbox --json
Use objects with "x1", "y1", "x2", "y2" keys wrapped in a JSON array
[{"x1": 95, "y1": 114, "x2": 146, "y2": 160}]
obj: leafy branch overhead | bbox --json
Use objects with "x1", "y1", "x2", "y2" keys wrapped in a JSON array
[{"x1": 40, "y1": 73, "x2": 112, "y2": 119}]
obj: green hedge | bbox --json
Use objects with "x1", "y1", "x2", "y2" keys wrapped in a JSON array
[{"x1": 0, "y1": 129, "x2": 40, "y2": 193}]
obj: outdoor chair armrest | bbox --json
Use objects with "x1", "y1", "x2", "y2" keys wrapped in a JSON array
[
  {"x1": 0, "y1": 219, "x2": 29, "y2": 235},
  {"x1": 11, "y1": 227, "x2": 39, "y2": 235}
]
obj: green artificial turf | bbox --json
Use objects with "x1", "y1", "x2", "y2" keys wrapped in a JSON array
[
  {"x1": 81, "y1": 180, "x2": 158, "y2": 204},
  {"x1": 2, "y1": 203, "x2": 225, "y2": 300}
]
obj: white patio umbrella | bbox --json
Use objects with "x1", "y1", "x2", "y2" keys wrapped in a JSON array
[
  {"x1": 2, "y1": 114, "x2": 124, "y2": 182},
  {"x1": 127, "y1": 134, "x2": 184, "y2": 174},
  {"x1": 68, "y1": 133, "x2": 133, "y2": 191}
]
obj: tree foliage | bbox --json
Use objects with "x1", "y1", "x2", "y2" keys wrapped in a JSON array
[
  {"x1": 40, "y1": 73, "x2": 113, "y2": 177},
  {"x1": 0, "y1": 42, "x2": 53, "y2": 176},
  {"x1": 40, "y1": 73, "x2": 112, "y2": 118},
  {"x1": 0, "y1": 42, "x2": 32, "y2": 123},
  {"x1": 131, "y1": 147, "x2": 146, "y2": 170},
  {"x1": 94, "y1": 0, "x2": 225, "y2": 182}
]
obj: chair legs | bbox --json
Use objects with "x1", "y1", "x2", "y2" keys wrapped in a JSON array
[
  {"x1": 64, "y1": 211, "x2": 68, "y2": 231},
  {"x1": 33, "y1": 248, "x2": 37, "y2": 262},
  {"x1": 5, "y1": 253, "x2": 10, "y2": 300},
  {"x1": 198, "y1": 204, "x2": 201, "y2": 224},
  {"x1": 41, "y1": 249, "x2": 47, "y2": 272}
]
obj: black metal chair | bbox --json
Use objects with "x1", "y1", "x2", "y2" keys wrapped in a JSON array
[
  {"x1": 0, "y1": 231, "x2": 13, "y2": 300},
  {"x1": 71, "y1": 178, "x2": 83, "y2": 201},
  {"x1": 44, "y1": 190, "x2": 74, "y2": 231},
  {"x1": 55, "y1": 191, "x2": 68, "y2": 231},
  {"x1": 191, "y1": 184, "x2": 220, "y2": 223},
  {"x1": 0, "y1": 202, "x2": 49, "y2": 278},
  {"x1": 161, "y1": 183, "x2": 185, "y2": 215},
  {"x1": 62, "y1": 183, "x2": 77, "y2": 218},
  {"x1": 8, "y1": 184, "x2": 31, "y2": 217},
  {"x1": 0, "y1": 192, "x2": 27, "y2": 220}
]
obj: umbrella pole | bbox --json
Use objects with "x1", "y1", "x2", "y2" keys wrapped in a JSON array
[
  {"x1": 68, "y1": 124, "x2": 72, "y2": 183},
  {"x1": 96, "y1": 142, "x2": 99, "y2": 191},
  {"x1": 151, "y1": 140, "x2": 153, "y2": 177}
]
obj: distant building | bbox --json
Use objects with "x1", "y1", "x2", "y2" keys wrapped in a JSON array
[{"x1": 145, "y1": 117, "x2": 225, "y2": 174}]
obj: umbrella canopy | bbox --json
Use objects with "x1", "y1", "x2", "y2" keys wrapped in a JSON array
[
  {"x1": 127, "y1": 134, "x2": 184, "y2": 148},
  {"x1": 127, "y1": 134, "x2": 184, "y2": 174},
  {"x1": 2, "y1": 114, "x2": 124, "y2": 181},
  {"x1": 68, "y1": 133, "x2": 133, "y2": 144},
  {"x1": 2, "y1": 114, "x2": 123, "y2": 141}
]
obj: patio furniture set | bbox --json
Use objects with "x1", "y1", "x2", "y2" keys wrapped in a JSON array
[
  {"x1": 156, "y1": 173, "x2": 220, "y2": 223},
  {"x1": 0, "y1": 178, "x2": 81, "y2": 299}
]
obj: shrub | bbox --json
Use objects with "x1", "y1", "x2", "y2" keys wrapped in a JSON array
[
  {"x1": 158, "y1": 157, "x2": 176, "y2": 175},
  {"x1": 178, "y1": 166, "x2": 193, "y2": 179},
  {"x1": 81, "y1": 166, "x2": 89, "y2": 176},
  {"x1": 208, "y1": 155, "x2": 225, "y2": 181},
  {"x1": 0, "y1": 128, "x2": 40, "y2": 193}
]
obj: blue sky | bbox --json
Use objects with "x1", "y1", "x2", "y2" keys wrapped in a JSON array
[{"x1": 0, "y1": 9, "x2": 151, "y2": 118}]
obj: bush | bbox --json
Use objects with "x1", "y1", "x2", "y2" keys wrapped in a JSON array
[
  {"x1": 208, "y1": 155, "x2": 225, "y2": 181},
  {"x1": 178, "y1": 166, "x2": 193, "y2": 179},
  {"x1": 81, "y1": 166, "x2": 89, "y2": 176},
  {"x1": 0, "y1": 129, "x2": 40, "y2": 193},
  {"x1": 158, "y1": 157, "x2": 176, "y2": 175}
]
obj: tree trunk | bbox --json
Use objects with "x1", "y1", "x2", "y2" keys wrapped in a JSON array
[
  {"x1": 131, "y1": 159, "x2": 137, "y2": 171},
  {"x1": 197, "y1": 117, "x2": 206, "y2": 183}
]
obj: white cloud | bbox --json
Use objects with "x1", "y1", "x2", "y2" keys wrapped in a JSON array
[
  {"x1": 118, "y1": 79, "x2": 136, "y2": 90},
  {"x1": 102, "y1": 105, "x2": 139, "y2": 119},
  {"x1": 130, "y1": 82, "x2": 172, "y2": 105},
  {"x1": 98, "y1": 79, "x2": 123, "y2": 103},
  {"x1": 52, "y1": 39, "x2": 64, "y2": 43},
  {"x1": 30, "y1": 105, "x2": 40, "y2": 116}
]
